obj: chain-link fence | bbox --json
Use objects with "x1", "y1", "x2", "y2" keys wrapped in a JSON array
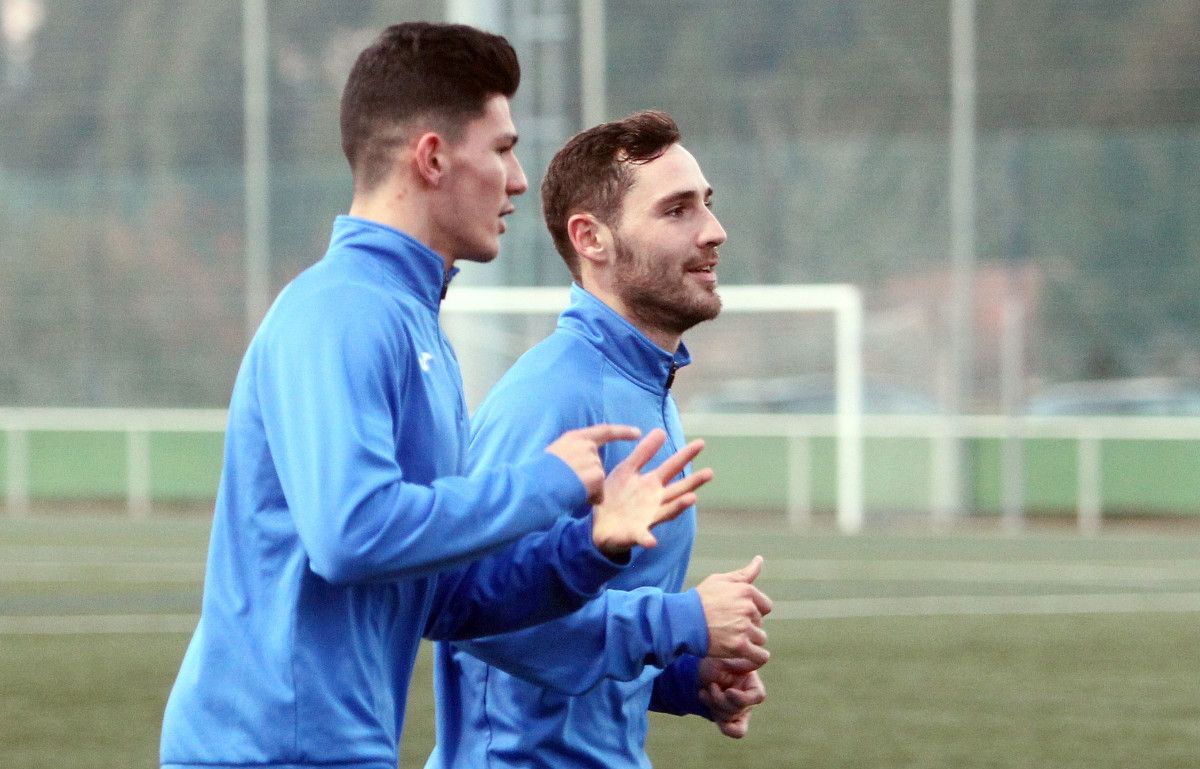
[{"x1": 1, "y1": 0, "x2": 1197, "y2": 414}]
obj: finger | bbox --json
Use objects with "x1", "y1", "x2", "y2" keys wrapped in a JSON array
[
  {"x1": 717, "y1": 657, "x2": 761, "y2": 675},
  {"x1": 636, "y1": 528, "x2": 658, "y2": 550},
  {"x1": 654, "y1": 439, "x2": 705, "y2": 482},
  {"x1": 650, "y1": 493, "x2": 696, "y2": 528},
  {"x1": 661, "y1": 468, "x2": 713, "y2": 503},
  {"x1": 706, "y1": 682, "x2": 735, "y2": 713},
  {"x1": 574, "y1": 423, "x2": 642, "y2": 445},
  {"x1": 749, "y1": 585, "x2": 774, "y2": 616},
  {"x1": 617, "y1": 429, "x2": 667, "y2": 474},
  {"x1": 740, "y1": 672, "x2": 767, "y2": 702},
  {"x1": 719, "y1": 720, "x2": 748, "y2": 739},
  {"x1": 737, "y1": 641, "x2": 770, "y2": 667},
  {"x1": 719, "y1": 689, "x2": 757, "y2": 711},
  {"x1": 719, "y1": 712, "x2": 751, "y2": 739}
]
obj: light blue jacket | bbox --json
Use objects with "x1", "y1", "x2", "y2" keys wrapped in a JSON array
[
  {"x1": 160, "y1": 218, "x2": 625, "y2": 769},
  {"x1": 428, "y1": 285, "x2": 712, "y2": 769}
]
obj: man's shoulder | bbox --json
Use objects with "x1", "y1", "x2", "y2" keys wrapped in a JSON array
[
  {"x1": 470, "y1": 331, "x2": 605, "y2": 446},
  {"x1": 273, "y1": 261, "x2": 424, "y2": 330},
  {"x1": 491, "y1": 329, "x2": 606, "y2": 399}
]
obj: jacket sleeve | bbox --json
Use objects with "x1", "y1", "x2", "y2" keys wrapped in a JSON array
[
  {"x1": 255, "y1": 285, "x2": 587, "y2": 584},
  {"x1": 422, "y1": 513, "x2": 628, "y2": 641},
  {"x1": 648, "y1": 654, "x2": 713, "y2": 719},
  {"x1": 447, "y1": 586, "x2": 709, "y2": 695}
]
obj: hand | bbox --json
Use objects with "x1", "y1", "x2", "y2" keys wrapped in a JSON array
[
  {"x1": 545, "y1": 424, "x2": 642, "y2": 503},
  {"x1": 698, "y1": 658, "x2": 766, "y2": 739},
  {"x1": 694, "y1": 556, "x2": 772, "y2": 666},
  {"x1": 590, "y1": 429, "x2": 713, "y2": 558}
]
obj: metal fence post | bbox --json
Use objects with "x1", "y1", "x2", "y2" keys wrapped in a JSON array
[
  {"x1": 126, "y1": 429, "x2": 151, "y2": 519},
  {"x1": 1077, "y1": 433, "x2": 1102, "y2": 534},
  {"x1": 6, "y1": 427, "x2": 29, "y2": 517},
  {"x1": 786, "y1": 434, "x2": 812, "y2": 530}
]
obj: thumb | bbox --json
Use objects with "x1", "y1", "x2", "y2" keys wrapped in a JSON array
[{"x1": 730, "y1": 554, "x2": 763, "y2": 583}]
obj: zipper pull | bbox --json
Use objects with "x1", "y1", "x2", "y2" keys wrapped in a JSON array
[{"x1": 665, "y1": 361, "x2": 677, "y2": 391}]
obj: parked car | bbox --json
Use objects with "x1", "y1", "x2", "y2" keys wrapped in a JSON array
[
  {"x1": 1026, "y1": 377, "x2": 1200, "y2": 416},
  {"x1": 686, "y1": 375, "x2": 938, "y2": 415}
]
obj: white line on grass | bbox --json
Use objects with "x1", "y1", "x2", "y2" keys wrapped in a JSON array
[
  {"x1": 688, "y1": 558, "x2": 1200, "y2": 586},
  {"x1": 771, "y1": 591, "x2": 1200, "y2": 620},
  {"x1": 8, "y1": 592, "x2": 1200, "y2": 635},
  {"x1": 0, "y1": 562, "x2": 204, "y2": 582},
  {"x1": 0, "y1": 613, "x2": 198, "y2": 635},
  {"x1": 0, "y1": 545, "x2": 203, "y2": 560}
]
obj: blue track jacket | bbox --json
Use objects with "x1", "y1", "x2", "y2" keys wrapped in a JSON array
[
  {"x1": 428, "y1": 285, "x2": 713, "y2": 769},
  {"x1": 160, "y1": 218, "x2": 625, "y2": 769}
]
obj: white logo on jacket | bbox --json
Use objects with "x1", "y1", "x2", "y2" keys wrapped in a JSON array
[{"x1": 418, "y1": 352, "x2": 434, "y2": 372}]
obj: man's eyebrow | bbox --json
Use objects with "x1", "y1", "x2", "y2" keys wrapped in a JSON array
[
  {"x1": 654, "y1": 186, "x2": 713, "y2": 208},
  {"x1": 500, "y1": 132, "x2": 519, "y2": 147}
]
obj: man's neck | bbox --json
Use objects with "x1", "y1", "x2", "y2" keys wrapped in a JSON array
[
  {"x1": 579, "y1": 281, "x2": 681, "y2": 353},
  {"x1": 348, "y1": 194, "x2": 454, "y2": 273}
]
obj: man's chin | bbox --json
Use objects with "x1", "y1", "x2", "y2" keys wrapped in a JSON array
[{"x1": 455, "y1": 248, "x2": 500, "y2": 265}]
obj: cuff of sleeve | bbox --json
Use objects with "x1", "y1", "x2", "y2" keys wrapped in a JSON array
[
  {"x1": 665, "y1": 589, "x2": 710, "y2": 658},
  {"x1": 533, "y1": 451, "x2": 590, "y2": 512},
  {"x1": 651, "y1": 654, "x2": 713, "y2": 719},
  {"x1": 554, "y1": 513, "x2": 628, "y2": 597},
  {"x1": 674, "y1": 655, "x2": 714, "y2": 720}
]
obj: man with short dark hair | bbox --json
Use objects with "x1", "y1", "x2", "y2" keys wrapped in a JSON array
[
  {"x1": 427, "y1": 111, "x2": 770, "y2": 769},
  {"x1": 159, "y1": 26, "x2": 711, "y2": 769}
]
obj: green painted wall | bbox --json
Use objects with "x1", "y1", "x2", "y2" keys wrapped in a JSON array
[{"x1": 6, "y1": 430, "x2": 1200, "y2": 518}]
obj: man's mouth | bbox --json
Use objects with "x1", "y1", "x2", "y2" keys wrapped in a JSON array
[{"x1": 687, "y1": 261, "x2": 719, "y2": 284}]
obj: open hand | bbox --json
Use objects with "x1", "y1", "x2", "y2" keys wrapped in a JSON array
[{"x1": 590, "y1": 429, "x2": 712, "y2": 558}]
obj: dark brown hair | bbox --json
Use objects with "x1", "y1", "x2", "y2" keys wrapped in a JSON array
[
  {"x1": 340, "y1": 22, "x2": 520, "y2": 191},
  {"x1": 540, "y1": 110, "x2": 680, "y2": 280}
]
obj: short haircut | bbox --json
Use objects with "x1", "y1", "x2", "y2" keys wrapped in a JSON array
[
  {"x1": 541, "y1": 110, "x2": 681, "y2": 280},
  {"x1": 340, "y1": 22, "x2": 520, "y2": 192}
]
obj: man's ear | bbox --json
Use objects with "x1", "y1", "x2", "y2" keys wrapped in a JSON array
[
  {"x1": 412, "y1": 132, "x2": 446, "y2": 185},
  {"x1": 567, "y1": 213, "x2": 613, "y2": 268}
]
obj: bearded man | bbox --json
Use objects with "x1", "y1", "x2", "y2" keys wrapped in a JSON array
[{"x1": 426, "y1": 111, "x2": 771, "y2": 769}]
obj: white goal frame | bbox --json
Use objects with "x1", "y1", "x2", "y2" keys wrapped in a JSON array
[{"x1": 442, "y1": 284, "x2": 865, "y2": 534}]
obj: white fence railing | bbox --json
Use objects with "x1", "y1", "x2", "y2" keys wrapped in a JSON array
[
  {"x1": 0, "y1": 408, "x2": 227, "y2": 519},
  {"x1": 3, "y1": 408, "x2": 1200, "y2": 530},
  {"x1": 685, "y1": 413, "x2": 1200, "y2": 532}
]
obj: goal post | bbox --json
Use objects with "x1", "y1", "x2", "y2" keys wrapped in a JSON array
[{"x1": 441, "y1": 284, "x2": 865, "y2": 534}]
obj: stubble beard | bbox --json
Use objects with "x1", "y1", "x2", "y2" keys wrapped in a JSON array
[{"x1": 612, "y1": 234, "x2": 722, "y2": 338}]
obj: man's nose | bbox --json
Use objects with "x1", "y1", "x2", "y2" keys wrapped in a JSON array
[
  {"x1": 700, "y1": 206, "x2": 727, "y2": 248},
  {"x1": 507, "y1": 155, "x2": 529, "y2": 196}
]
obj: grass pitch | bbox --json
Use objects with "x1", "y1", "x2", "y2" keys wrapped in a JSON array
[{"x1": 2, "y1": 516, "x2": 1199, "y2": 768}]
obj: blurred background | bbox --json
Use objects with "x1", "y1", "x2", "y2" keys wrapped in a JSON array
[{"x1": 2, "y1": 0, "x2": 1198, "y2": 526}]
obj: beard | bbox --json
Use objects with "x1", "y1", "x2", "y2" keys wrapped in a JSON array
[{"x1": 611, "y1": 233, "x2": 722, "y2": 338}]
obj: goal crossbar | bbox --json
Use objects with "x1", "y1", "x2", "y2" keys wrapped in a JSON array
[{"x1": 443, "y1": 284, "x2": 865, "y2": 534}]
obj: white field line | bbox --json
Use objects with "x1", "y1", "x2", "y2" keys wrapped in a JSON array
[
  {"x1": 770, "y1": 591, "x2": 1200, "y2": 620},
  {"x1": 688, "y1": 558, "x2": 1200, "y2": 586},
  {"x1": 0, "y1": 562, "x2": 204, "y2": 582},
  {"x1": 0, "y1": 613, "x2": 198, "y2": 635},
  {"x1": 0, "y1": 545, "x2": 202, "y2": 560},
  {"x1": 7, "y1": 591, "x2": 1200, "y2": 635}
]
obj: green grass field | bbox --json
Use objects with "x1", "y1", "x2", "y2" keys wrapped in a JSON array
[{"x1": 3, "y1": 515, "x2": 1200, "y2": 768}]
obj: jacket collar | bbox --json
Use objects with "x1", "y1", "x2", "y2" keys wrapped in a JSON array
[
  {"x1": 327, "y1": 215, "x2": 458, "y2": 310},
  {"x1": 558, "y1": 283, "x2": 691, "y2": 393}
]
